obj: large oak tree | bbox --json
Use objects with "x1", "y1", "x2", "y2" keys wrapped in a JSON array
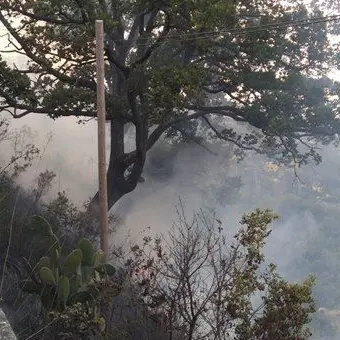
[{"x1": 0, "y1": 0, "x2": 340, "y2": 212}]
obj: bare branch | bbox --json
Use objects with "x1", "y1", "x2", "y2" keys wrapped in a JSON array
[
  {"x1": 202, "y1": 116, "x2": 262, "y2": 152},
  {"x1": 173, "y1": 126, "x2": 218, "y2": 156}
]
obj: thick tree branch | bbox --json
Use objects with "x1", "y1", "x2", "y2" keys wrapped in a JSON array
[
  {"x1": 131, "y1": 12, "x2": 171, "y2": 69},
  {"x1": 125, "y1": 91, "x2": 148, "y2": 185},
  {"x1": 185, "y1": 105, "x2": 246, "y2": 122},
  {"x1": 122, "y1": 106, "x2": 247, "y2": 167},
  {"x1": 125, "y1": 15, "x2": 140, "y2": 50},
  {"x1": 2, "y1": 104, "x2": 96, "y2": 119},
  {"x1": 0, "y1": 88, "x2": 96, "y2": 118},
  {"x1": 150, "y1": 106, "x2": 246, "y2": 151},
  {"x1": 104, "y1": 45, "x2": 129, "y2": 76},
  {"x1": 2, "y1": 3, "x2": 86, "y2": 25},
  {"x1": 0, "y1": 11, "x2": 96, "y2": 91}
]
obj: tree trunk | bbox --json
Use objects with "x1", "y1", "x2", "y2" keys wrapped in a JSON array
[
  {"x1": 87, "y1": 33, "x2": 148, "y2": 220},
  {"x1": 86, "y1": 173, "x2": 125, "y2": 217},
  {"x1": 87, "y1": 119, "x2": 145, "y2": 217},
  {"x1": 188, "y1": 322, "x2": 196, "y2": 340}
]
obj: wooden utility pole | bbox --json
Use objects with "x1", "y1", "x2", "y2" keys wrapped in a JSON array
[{"x1": 95, "y1": 20, "x2": 109, "y2": 261}]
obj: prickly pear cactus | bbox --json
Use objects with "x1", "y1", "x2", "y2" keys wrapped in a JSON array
[
  {"x1": 39, "y1": 267, "x2": 56, "y2": 285},
  {"x1": 20, "y1": 216, "x2": 120, "y2": 337},
  {"x1": 78, "y1": 238, "x2": 95, "y2": 266},
  {"x1": 63, "y1": 249, "x2": 82, "y2": 275},
  {"x1": 21, "y1": 223, "x2": 116, "y2": 313},
  {"x1": 57, "y1": 276, "x2": 70, "y2": 308}
]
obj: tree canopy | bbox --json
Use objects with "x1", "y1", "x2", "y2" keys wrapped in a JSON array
[{"x1": 0, "y1": 0, "x2": 340, "y2": 211}]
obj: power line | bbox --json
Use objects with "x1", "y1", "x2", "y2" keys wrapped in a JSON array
[
  {"x1": 0, "y1": 13, "x2": 339, "y2": 37},
  {"x1": 133, "y1": 14, "x2": 340, "y2": 46},
  {"x1": 0, "y1": 13, "x2": 339, "y2": 45},
  {"x1": 155, "y1": 14, "x2": 340, "y2": 40}
]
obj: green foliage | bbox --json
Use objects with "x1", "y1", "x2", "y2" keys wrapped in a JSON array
[
  {"x1": 95, "y1": 263, "x2": 117, "y2": 276},
  {"x1": 78, "y1": 238, "x2": 95, "y2": 266},
  {"x1": 39, "y1": 267, "x2": 56, "y2": 285},
  {"x1": 20, "y1": 217, "x2": 116, "y2": 313},
  {"x1": 57, "y1": 276, "x2": 70, "y2": 308},
  {"x1": 1, "y1": 0, "x2": 340, "y2": 213},
  {"x1": 17, "y1": 215, "x2": 119, "y2": 338},
  {"x1": 63, "y1": 249, "x2": 82, "y2": 275},
  {"x1": 122, "y1": 207, "x2": 315, "y2": 339},
  {"x1": 41, "y1": 190, "x2": 103, "y2": 250},
  {"x1": 31, "y1": 215, "x2": 54, "y2": 237},
  {"x1": 47, "y1": 303, "x2": 104, "y2": 339},
  {"x1": 146, "y1": 64, "x2": 207, "y2": 123},
  {"x1": 236, "y1": 274, "x2": 315, "y2": 339}
]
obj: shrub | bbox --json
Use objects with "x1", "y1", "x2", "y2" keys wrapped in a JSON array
[
  {"x1": 20, "y1": 216, "x2": 119, "y2": 339},
  {"x1": 113, "y1": 205, "x2": 316, "y2": 340}
]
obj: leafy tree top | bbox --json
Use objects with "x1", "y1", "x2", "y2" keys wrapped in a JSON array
[{"x1": 1, "y1": 0, "x2": 340, "y2": 209}]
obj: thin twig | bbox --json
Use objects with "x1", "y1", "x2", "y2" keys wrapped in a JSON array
[
  {"x1": 25, "y1": 320, "x2": 55, "y2": 339},
  {"x1": 0, "y1": 192, "x2": 19, "y2": 300}
]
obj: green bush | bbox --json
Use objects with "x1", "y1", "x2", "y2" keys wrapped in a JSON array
[{"x1": 20, "y1": 216, "x2": 118, "y2": 338}]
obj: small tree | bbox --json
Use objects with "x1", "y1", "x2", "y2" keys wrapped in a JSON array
[
  {"x1": 120, "y1": 206, "x2": 315, "y2": 340},
  {"x1": 0, "y1": 117, "x2": 39, "y2": 179}
]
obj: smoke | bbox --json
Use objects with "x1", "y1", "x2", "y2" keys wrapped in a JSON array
[
  {"x1": 3, "y1": 114, "x2": 100, "y2": 203},
  {"x1": 1, "y1": 113, "x2": 325, "y2": 249},
  {"x1": 2, "y1": 18, "x2": 340, "y2": 340},
  {"x1": 2, "y1": 110, "x2": 340, "y2": 338}
]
